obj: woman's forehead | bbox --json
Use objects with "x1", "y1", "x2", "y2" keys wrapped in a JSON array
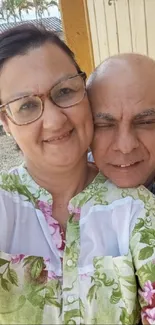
[{"x1": 0, "y1": 43, "x2": 77, "y2": 100}]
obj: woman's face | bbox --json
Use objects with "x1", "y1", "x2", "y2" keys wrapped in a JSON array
[{"x1": 0, "y1": 43, "x2": 93, "y2": 171}]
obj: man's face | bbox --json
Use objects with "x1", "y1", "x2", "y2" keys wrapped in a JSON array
[{"x1": 90, "y1": 64, "x2": 155, "y2": 187}]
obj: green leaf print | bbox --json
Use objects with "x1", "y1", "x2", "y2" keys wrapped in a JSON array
[
  {"x1": 7, "y1": 268, "x2": 18, "y2": 286},
  {"x1": 124, "y1": 259, "x2": 133, "y2": 269},
  {"x1": 137, "y1": 189, "x2": 150, "y2": 204},
  {"x1": 139, "y1": 246, "x2": 154, "y2": 260},
  {"x1": 78, "y1": 194, "x2": 91, "y2": 207},
  {"x1": 124, "y1": 284, "x2": 137, "y2": 293},
  {"x1": 45, "y1": 295, "x2": 61, "y2": 308},
  {"x1": 0, "y1": 259, "x2": 9, "y2": 267},
  {"x1": 122, "y1": 275, "x2": 136, "y2": 285},
  {"x1": 1, "y1": 278, "x2": 11, "y2": 291},
  {"x1": 27, "y1": 292, "x2": 44, "y2": 309},
  {"x1": 120, "y1": 307, "x2": 133, "y2": 325},
  {"x1": 18, "y1": 295, "x2": 26, "y2": 306},
  {"x1": 120, "y1": 306, "x2": 140, "y2": 325},
  {"x1": 46, "y1": 286, "x2": 55, "y2": 297},
  {"x1": 64, "y1": 309, "x2": 81, "y2": 324},
  {"x1": 79, "y1": 298, "x2": 85, "y2": 317},
  {"x1": 137, "y1": 262, "x2": 155, "y2": 285},
  {"x1": 0, "y1": 295, "x2": 26, "y2": 314},
  {"x1": 1, "y1": 174, "x2": 36, "y2": 204},
  {"x1": 110, "y1": 285, "x2": 122, "y2": 304},
  {"x1": 101, "y1": 274, "x2": 115, "y2": 287},
  {"x1": 23, "y1": 256, "x2": 38, "y2": 266},
  {"x1": 132, "y1": 218, "x2": 144, "y2": 234},
  {"x1": 87, "y1": 284, "x2": 97, "y2": 304},
  {"x1": 65, "y1": 246, "x2": 70, "y2": 255},
  {"x1": 139, "y1": 229, "x2": 155, "y2": 245},
  {"x1": 30, "y1": 258, "x2": 44, "y2": 279},
  {"x1": 93, "y1": 257, "x2": 104, "y2": 269},
  {"x1": 140, "y1": 232, "x2": 152, "y2": 245}
]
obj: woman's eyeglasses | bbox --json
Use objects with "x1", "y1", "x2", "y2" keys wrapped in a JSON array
[{"x1": 0, "y1": 72, "x2": 86, "y2": 126}]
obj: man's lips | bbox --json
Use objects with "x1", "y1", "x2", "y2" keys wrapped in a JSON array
[{"x1": 110, "y1": 161, "x2": 143, "y2": 168}]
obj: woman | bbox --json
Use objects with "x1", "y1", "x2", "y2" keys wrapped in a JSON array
[{"x1": 0, "y1": 24, "x2": 154, "y2": 325}]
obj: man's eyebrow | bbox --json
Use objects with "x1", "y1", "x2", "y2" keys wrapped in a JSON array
[
  {"x1": 94, "y1": 112, "x2": 116, "y2": 121},
  {"x1": 134, "y1": 108, "x2": 155, "y2": 119}
]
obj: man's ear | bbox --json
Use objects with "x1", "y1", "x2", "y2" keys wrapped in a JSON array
[{"x1": 0, "y1": 112, "x2": 10, "y2": 134}]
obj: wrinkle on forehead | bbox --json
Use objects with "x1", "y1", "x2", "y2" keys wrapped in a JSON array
[{"x1": 0, "y1": 43, "x2": 77, "y2": 103}]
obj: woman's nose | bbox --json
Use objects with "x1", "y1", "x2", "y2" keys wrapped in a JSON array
[{"x1": 42, "y1": 98, "x2": 68, "y2": 130}]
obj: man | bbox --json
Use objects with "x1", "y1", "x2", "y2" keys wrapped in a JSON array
[{"x1": 87, "y1": 53, "x2": 155, "y2": 191}]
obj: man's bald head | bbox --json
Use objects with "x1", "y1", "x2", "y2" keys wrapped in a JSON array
[
  {"x1": 87, "y1": 53, "x2": 155, "y2": 93},
  {"x1": 89, "y1": 53, "x2": 155, "y2": 188}
]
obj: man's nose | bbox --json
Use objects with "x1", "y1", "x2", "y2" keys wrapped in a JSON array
[{"x1": 112, "y1": 127, "x2": 139, "y2": 154}]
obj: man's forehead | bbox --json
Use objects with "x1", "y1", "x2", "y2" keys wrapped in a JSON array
[
  {"x1": 89, "y1": 68, "x2": 155, "y2": 108},
  {"x1": 88, "y1": 54, "x2": 155, "y2": 93}
]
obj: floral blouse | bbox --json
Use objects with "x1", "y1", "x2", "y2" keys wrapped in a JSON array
[{"x1": 0, "y1": 164, "x2": 154, "y2": 324}]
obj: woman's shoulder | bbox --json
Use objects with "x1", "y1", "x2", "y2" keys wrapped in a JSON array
[{"x1": 0, "y1": 163, "x2": 38, "y2": 204}]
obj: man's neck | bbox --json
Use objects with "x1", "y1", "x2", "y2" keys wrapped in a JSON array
[{"x1": 144, "y1": 173, "x2": 155, "y2": 192}]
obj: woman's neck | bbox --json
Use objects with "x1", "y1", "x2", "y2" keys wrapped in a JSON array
[{"x1": 26, "y1": 156, "x2": 98, "y2": 226}]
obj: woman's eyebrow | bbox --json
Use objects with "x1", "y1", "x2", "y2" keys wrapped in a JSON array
[
  {"x1": 3, "y1": 91, "x2": 33, "y2": 103},
  {"x1": 6, "y1": 73, "x2": 77, "y2": 102}
]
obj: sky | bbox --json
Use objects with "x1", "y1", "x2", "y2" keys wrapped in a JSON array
[{"x1": 0, "y1": 1, "x2": 60, "y2": 23}]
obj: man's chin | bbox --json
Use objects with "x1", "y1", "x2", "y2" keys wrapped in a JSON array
[
  {"x1": 105, "y1": 173, "x2": 145, "y2": 188},
  {"x1": 99, "y1": 163, "x2": 152, "y2": 188}
]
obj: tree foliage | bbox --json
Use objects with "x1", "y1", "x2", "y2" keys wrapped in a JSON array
[{"x1": 0, "y1": 0, "x2": 58, "y2": 22}]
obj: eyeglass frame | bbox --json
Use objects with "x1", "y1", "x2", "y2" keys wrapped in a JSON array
[{"x1": 0, "y1": 71, "x2": 87, "y2": 126}]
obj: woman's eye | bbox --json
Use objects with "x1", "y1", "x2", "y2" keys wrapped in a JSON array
[
  {"x1": 57, "y1": 88, "x2": 74, "y2": 97},
  {"x1": 19, "y1": 101, "x2": 38, "y2": 111}
]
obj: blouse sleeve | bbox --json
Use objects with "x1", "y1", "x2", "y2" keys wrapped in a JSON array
[{"x1": 129, "y1": 187, "x2": 155, "y2": 325}]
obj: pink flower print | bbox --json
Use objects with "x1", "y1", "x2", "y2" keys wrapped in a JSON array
[
  {"x1": 80, "y1": 273, "x2": 91, "y2": 280},
  {"x1": 52, "y1": 224, "x2": 63, "y2": 249},
  {"x1": 44, "y1": 258, "x2": 60, "y2": 280},
  {"x1": 142, "y1": 307, "x2": 155, "y2": 324},
  {"x1": 11, "y1": 254, "x2": 25, "y2": 264},
  {"x1": 37, "y1": 200, "x2": 52, "y2": 223},
  {"x1": 139, "y1": 281, "x2": 155, "y2": 305},
  {"x1": 38, "y1": 201, "x2": 65, "y2": 251},
  {"x1": 47, "y1": 221, "x2": 65, "y2": 251},
  {"x1": 47, "y1": 270, "x2": 58, "y2": 280},
  {"x1": 68, "y1": 203, "x2": 81, "y2": 221}
]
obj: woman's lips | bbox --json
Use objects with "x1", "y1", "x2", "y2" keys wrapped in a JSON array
[{"x1": 44, "y1": 129, "x2": 73, "y2": 143}]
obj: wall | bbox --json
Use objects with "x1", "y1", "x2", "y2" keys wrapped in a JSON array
[{"x1": 87, "y1": 0, "x2": 155, "y2": 66}]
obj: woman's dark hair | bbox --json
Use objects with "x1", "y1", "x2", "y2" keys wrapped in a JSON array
[{"x1": 0, "y1": 23, "x2": 81, "y2": 72}]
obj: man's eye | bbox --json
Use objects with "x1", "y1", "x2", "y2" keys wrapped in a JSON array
[
  {"x1": 95, "y1": 123, "x2": 115, "y2": 128},
  {"x1": 134, "y1": 120, "x2": 155, "y2": 126}
]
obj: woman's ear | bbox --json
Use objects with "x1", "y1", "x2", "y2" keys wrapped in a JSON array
[{"x1": 0, "y1": 112, "x2": 10, "y2": 134}]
